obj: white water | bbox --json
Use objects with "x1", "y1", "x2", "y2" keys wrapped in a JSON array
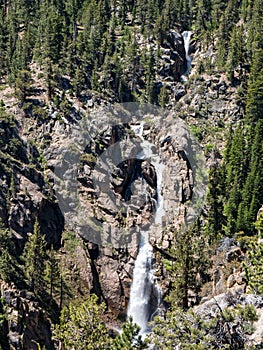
[
  {"x1": 181, "y1": 31, "x2": 192, "y2": 79},
  {"x1": 127, "y1": 124, "x2": 163, "y2": 334},
  {"x1": 127, "y1": 232, "x2": 156, "y2": 333}
]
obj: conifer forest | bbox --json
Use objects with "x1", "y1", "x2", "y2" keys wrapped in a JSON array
[{"x1": 0, "y1": 0, "x2": 262, "y2": 349}]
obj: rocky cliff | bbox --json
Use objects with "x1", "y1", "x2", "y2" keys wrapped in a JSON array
[
  {"x1": 0, "y1": 27, "x2": 262, "y2": 349},
  {"x1": 0, "y1": 30, "x2": 191, "y2": 346}
]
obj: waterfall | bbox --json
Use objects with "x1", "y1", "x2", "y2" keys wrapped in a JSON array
[
  {"x1": 127, "y1": 232, "x2": 157, "y2": 334},
  {"x1": 181, "y1": 31, "x2": 192, "y2": 80},
  {"x1": 127, "y1": 124, "x2": 163, "y2": 334}
]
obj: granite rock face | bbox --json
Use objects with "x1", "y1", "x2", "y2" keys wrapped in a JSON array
[
  {"x1": 0, "y1": 283, "x2": 55, "y2": 350},
  {"x1": 0, "y1": 27, "x2": 255, "y2": 348},
  {"x1": 54, "y1": 109, "x2": 204, "y2": 315}
]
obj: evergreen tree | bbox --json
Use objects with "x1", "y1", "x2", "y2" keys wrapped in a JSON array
[
  {"x1": 72, "y1": 66, "x2": 86, "y2": 97},
  {"x1": 152, "y1": 304, "x2": 258, "y2": 350},
  {"x1": 0, "y1": 223, "x2": 21, "y2": 284},
  {"x1": 54, "y1": 294, "x2": 110, "y2": 349},
  {"x1": 195, "y1": 0, "x2": 212, "y2": 33},
  {"x1": 205, "y1": 164, "x2": 225, "y2": 242},
  {"x1": 23, "y1": 219, "x2": 46, "y2": 294},
  {"x1": 15, "y1": 69, "x2": 32, "y2": 104},
  {"x1": 44, "y1": 58, "x2": 57, "y2": 100},
  {"x1": 243, "y1": 214, "x2": 263, "y2": 294},
  {"x1": 167, "y1": 225, "x2": 207, "y2": 309},
  {"x1": 124, "y1": 32, "x2": 140, "y2": 95},
  {"x1": 158, "y1": 85, "x2": 169, "y2": 107},
  {"x1": 44, "y1": 246, "x2": 61, "y2": 300},
  {"x1": 153, "y1": 307, "x2": 217, "y2": 350},
  {"x1": 236, "y1": 121, "x2": 263, "y2": 235},
  {"x1": 145, "y1": 46, "x2": 156, "y2": 103},
  {"x1": 226, "y1": 26, "x2": 243, "y2": 82},
  {"x1": 246, "y1": 43, "x2": 263, "y2": 122},
  {"x1": 223, "y1": 125, "x2": 247, "y2": 236},
  {"x1": 216, "y1": 14, "x2": 228, "y2": 69},
  {"x1": 112, "y1": 317, "x2": 148, "y2": 350},
  {"x1": 0, "y1": 296, "x2": 8, "y2": 350}
]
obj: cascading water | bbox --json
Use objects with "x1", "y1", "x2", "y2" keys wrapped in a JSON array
[
  {"x1": 127, "y1": 124, "x2": 163, "y2": 334},
  {"x1": 127, "y1": 232, "x2": 158, "y2": 334},
  {"x1": 181, "y1": 31, "x2": 192, "y2": 80}
]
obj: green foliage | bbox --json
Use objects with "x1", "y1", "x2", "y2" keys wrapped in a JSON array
[
  {"x1": 235, "y1": 231, "x2": 257, "y2": 252},
  {"x1": 205, "y1": 164, "x2": 225, "y2": 242},
  {"x1": 44, "y1": 246, "x2": 61, "y2": 300},
  {"x1": 226, "y1": 26, "x2": 244, "y2": 82},
  {"x1": 152, "y1": 303, "x2": 258, "y2": 350},
  {"x1": 243, "y1": 215, "x2": 263, "y2": 294},
  {"x1": 23, "y1": 220, "x2": 47, "y2": 294},
  {"x1": 165, "y1": 225, "x2": 209, "y2": 309},
  {"x1": 190, "y1": 124, "x2": 203, "y2": 141},
  {"x1": 44, "y1": 245, "x2": 71, "y2": 310},
  {"x1": 0, "y1": 0, "x2": 260, "y2": 107},
  {"x1": 0, "y1": 298, "x2": 7, "y2": 326},
  {"x1": 55, "y1": 298, "x2": 148, "y2": 349},
  {"x1": 112, "y1": 317, "x2": 148, "y2": 350},
  {"x1": 15, "y1": 70, "x2": 32, "y2": 104},
  {"x1": 158, "y1": 85, "x2": 169, "y2": 107},
  {"x1": 0, "y1": 224, "x2": 21, "y2": 284},
  {"x1": 246, "y1": 47, "x2": 263, "y2": 122},
  {"x1": 62, "y1": 230, "x2": 80, "y2": 253},
  {"x1": 153, "y1": 307, "x2": 218, "y2": 350},
  {"x1": 222, "y1": 117, "x2": 263, "y2": 237},
  {"x1": 54, "y1": 294, "x2": 110, "y2": 349},
  {"x1": 0, "y1": 1, "x2": 263, "y2": 347}
]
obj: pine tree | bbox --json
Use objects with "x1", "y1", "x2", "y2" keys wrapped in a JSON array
[
  {"x1": 15, "y1": 69, "x2": 32, "y2": 104},
  {"x1": 72, "y1": 66, "x2": 86, "y2": 97},
  {"x1": 205, "y1": 164, "x2": 225, "y2": 242},
  {"x1": 23, "y1": 220, "x2": 46, "y2": 294},
  {"x1": 44, "y1": 58, "x2": 57, "y2": 100},
  {"x1": 226, "y1": 26, "x2": 243, "y2": 82},
  {"x1": 152, "y1": 304, "x2": 258, "y2": 349},
  {"x1": 91, "y1": 59, "x2": 100, "y2": 92},
  {"x1": 0, "y1": 6, "x2": 7, "y2": 78},
  {"x1": 223, "y1": 125, "x2": 247, "y2": 236},
  {"x1": 246, "y1": 0, "x2": 262, "y2": 53},
  {"x1": 195, "y1": 0, "x2": 212, "y2": 34},
  {"x1": 112, "y1": 317, "x2": 148, "y2": 350},
  {"x1": 0, "y1": 223, "x2": 21, "y2": 284},
  {"x1": 124, "y1": 32, "x2": 140, "y2": 96},
  {"x1": 237, "y1": 121, "x2": 263, "y2": 235},
  {"x1": 54, "y1": 294, "x2": 110, "y2": 349},
  {"x1": 167, "y1": 225, "x2": 207, "y2": 309},
  {"x1": 44, "y1": 246, "x2": 61, "y2": 300},
  {"x1": 224, "y1": 173, "x2": 241, "y2": 235},
  {"x1": 145, "y1": 46, "x2": 156, "y2": 103},
  {"x1": 153, "y1": 307, "x2": 216, "y2": 350},
  {"x1": 246, "y1": 44, "x2": 263, "y2": 123},
  {"x1": 243, "y1": 214, "x2": 263, "y2": 294},
  {"x1": 216, "y1": 14, "x2": 228, "y2": 69},
  {"x1": 158, "y1": 85, "x2": 169, "y2": 107}
]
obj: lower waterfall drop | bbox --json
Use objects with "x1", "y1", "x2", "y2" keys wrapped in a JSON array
[
  {"x1": 127, "y1": 231, "x2": 158, "y2": 334},
  {"x1": 127, "y1": 124, "x2": 163, "y2": 335}
]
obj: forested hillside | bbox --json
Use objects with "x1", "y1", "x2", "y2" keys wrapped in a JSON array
[{"x1": 0, "y1": 0, "x2": 262, "y2": 349}]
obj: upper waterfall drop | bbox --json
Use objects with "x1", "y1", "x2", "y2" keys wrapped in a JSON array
[
  {"x1": 127, "y1": 123, "x2": 163, "y2": 335},
  {"x1": 181, "y1": 30, "x2": 192, "y2": 80}
]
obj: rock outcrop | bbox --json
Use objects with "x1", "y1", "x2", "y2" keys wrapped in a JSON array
[
  {"x1": 195, "y1": 293, "x2": 263, "y2": 348},
  {"x1": 0, "y1": 116, "x2": 63, "y2": 252},
  {"x1": 0, "y1": 26, "x2": 256, "y2": 349},
  {"x1": 0, "y1": 283, "x2": 55, "y2": 350}
]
